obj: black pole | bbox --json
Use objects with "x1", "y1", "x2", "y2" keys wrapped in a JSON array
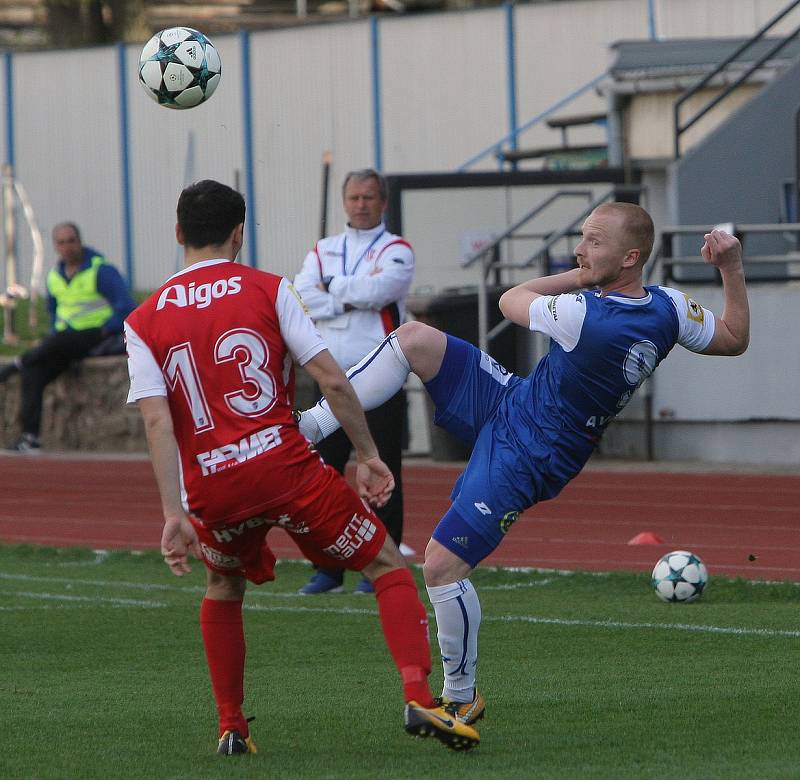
[
  {"x1": 795, "y1": 107, "x2": 800, "y2": 244},
  {"x1": 319, "y1": 150, "x2": 332, "y2": 240}
]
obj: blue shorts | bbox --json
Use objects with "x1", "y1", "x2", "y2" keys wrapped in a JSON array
[{"x1": 424, "y1": 336, "x2": 543, "y2": 566}]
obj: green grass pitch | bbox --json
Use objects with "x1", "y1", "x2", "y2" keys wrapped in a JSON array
[{"x1": 1, "y1": 544, "x2": 798, "y2": 779}]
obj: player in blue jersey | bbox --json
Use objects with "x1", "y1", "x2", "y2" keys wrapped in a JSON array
[{"x1": 296, "y1": 202, "x2": 750, "y2": 728}]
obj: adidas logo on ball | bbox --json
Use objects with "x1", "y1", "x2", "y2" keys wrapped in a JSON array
[{"x1": 138, "y1": 26, "x2": 222, "y2": 110}]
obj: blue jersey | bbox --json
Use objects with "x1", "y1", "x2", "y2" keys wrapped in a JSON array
[
  {"x1": 426, "y1": 285, "x2": 715, "y2": 560},
  {"x1": 515, "y1": 285, "x2": 680, "y2": 480}
]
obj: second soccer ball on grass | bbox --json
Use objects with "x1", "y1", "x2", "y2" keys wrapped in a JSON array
[{"x1": 651, "y1": 550, "x2": 708, "y2": 603}]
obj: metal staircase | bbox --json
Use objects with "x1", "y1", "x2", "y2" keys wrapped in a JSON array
[
  {"x1": 462, "y1": 186, "x2": 642, "y2": 353},
  {"x1": 673, "y1": 0, "x2": 800, "y2": 157}
]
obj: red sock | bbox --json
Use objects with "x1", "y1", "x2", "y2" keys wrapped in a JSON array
[
  {"x1": 200, "y1": 597, "x2": 248, "y2": 737},
  {"x1": 373, "y1": 568, "x2": 435, "y2": 707}
]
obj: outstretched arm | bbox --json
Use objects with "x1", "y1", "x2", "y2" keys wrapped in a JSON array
[
  {"x1": 498, "y1": 269, "x2": 583, "y2": 327},
  {"x1": 700, "y1": 230, "x2": 749, "y2": 356}
]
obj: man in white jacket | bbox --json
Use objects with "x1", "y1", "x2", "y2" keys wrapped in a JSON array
[{"x1": 294, "y1": 169, "x2": 415, "y2": 594}]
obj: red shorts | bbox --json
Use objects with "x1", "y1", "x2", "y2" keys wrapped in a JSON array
[{"x1": 190, "y1": 464, "x2": 387, "y2": 584}]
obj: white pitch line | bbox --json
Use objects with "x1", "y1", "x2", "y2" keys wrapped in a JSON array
[
  {"x1": 243, "y1": 605, "x2": 800, "y2": 639},
  {"x1": 480, "y1": 579, "x2": 554, "y2": 590},
  {"x1": 57, "y1": 550, "x2": 111, "y2": 567},
  {"x1": 232, "y1": 604, "x2": 800, "y2": 638},
  {"x1": 3, "y1": 583, "x2": 796, "y2": 639},
  {"x1": 0, "y1": 605, "x2": 89, "y2": 611},
  {"x1": 0, "y1": 571, "x2": 556, "y2": 596},
  {"x1": 245, "y1": 604, "x2": 376, "y2": 617},
  {"x1": 2, "y1": 571, "x2": 799, "y2": 638},
  {"x1": 0, "y1": 572, "x2": 305, "y2": 599},
  {"x1": 0, "y1": 589, "x2": 165, "y2": 607},
  {"x1": 483, "y1": 614, "x2": 800, "y2": 638}
]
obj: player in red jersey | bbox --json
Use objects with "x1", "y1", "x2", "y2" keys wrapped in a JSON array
[{"x1": 124, "y1": 180, "x2": 479, "y2": 755}]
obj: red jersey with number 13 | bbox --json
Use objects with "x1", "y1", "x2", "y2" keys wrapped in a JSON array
[{"x1": 125, "y1": 259, "x2": 327, "y2": 526}]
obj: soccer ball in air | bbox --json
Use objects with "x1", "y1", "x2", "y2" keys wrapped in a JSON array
[
  {"x1": 138, "y1": 27, "x2": 221, "y2": 109},
  {"x1": 651, "y1": 550, "x2": 708, "y2": 603}
]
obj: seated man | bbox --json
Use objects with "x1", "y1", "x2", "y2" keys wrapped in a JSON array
[{"x1": 0, "y1": 222, "x2": 135, "y2": 452}]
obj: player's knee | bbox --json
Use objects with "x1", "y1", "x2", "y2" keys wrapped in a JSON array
[
  {"x1": 423, "y1": 538, "x2": 474, "y2": 586},
  {"x1": 395, "y1": 320, "x2": 431, "y2": 354},
  {"x1": 375, "y1": 537, "x2": 405, "y2": 567},
  {"x1": 395, "y1": 321, "x2": 446, "y2": 380},
  {"x1": 205, "y1": 570, "x2": 246, "y2": 600},
  {"x1": 362, "y1": 536, "x2": 406, "y2": 581},
  {"x1": 422, "y1": 557, "x2": 450, "y2": 587}
]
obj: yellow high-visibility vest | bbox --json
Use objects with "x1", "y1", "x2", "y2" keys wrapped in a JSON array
[{"x1": 46, "y1": 255, "x2": 112, "y2": 332}]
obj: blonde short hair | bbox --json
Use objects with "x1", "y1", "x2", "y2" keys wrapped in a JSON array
[{"x1": 597, "y1": 202, "x2": 654, "y2": 263}]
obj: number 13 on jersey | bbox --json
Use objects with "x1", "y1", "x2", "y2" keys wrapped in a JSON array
[{"x1": 163, "y1": 328, "x2": 278, "y2": 433}]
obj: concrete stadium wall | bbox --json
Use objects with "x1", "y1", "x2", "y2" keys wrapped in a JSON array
[
  {"x1": 2, "y1": 0, "x2": 799, "y2": 463},
  {"x1": 4, "y1": 0, "x2": 797, "y2": 294}
]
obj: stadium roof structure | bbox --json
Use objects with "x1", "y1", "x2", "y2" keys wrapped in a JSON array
[{"x1": 609, "y1": 36, "x2": 800, "y2": 82}]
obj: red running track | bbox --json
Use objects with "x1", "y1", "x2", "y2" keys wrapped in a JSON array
[{"x1": 1, "y1": 454, "x2": 798, "y2": 581}]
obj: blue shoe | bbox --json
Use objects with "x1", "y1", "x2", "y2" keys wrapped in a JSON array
[
  {"x1": 299, "y1": 570, "x2": 344, "y2": 594},
  {"x1": 354, "y1": 577, "x2": 374, "y2": 594}
]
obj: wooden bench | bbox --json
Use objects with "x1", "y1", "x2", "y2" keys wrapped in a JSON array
[{"x1": 499, "y1": 111, "x2": 608, "y2": 167}]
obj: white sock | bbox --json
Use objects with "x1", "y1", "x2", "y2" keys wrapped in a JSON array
[
  {"x1": 301, "y1": 333, "x2": 411, "y2": 443},
  {"x1": 426, "y1": 579, "x2": 481, "y2": 703},
  {"x1": 297, "y1": 411, "x2": 323, "y2": 443}
]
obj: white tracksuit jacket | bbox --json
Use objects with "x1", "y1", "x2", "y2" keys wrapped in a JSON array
[{"x1": 293, "y1": 222, "x2": 415, "y2": 370}]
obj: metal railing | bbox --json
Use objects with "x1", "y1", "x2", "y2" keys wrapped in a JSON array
[
  {"x1": 674, "y1": 0, "x2": 800, "y2": 158},
  {"x1": 470, "y1": 186, "x2": 642, "y2": 352},
  {"x1": 458, "y1": 72, "x2": 607, "y2": 172},
  {"x1": 648, "y1": 223, "x2": 800, "y2": 284}
]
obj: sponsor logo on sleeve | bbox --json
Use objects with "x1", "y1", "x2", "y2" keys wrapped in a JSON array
[
  {"x1": 684, "y1": 294, "x2": 705, "y2": 324},
  {"x1": 287, "y1": 282, "x2": 310, "y2": 315},
  {"x1": 547, "y1": 295, "x2": 560, "y2": 321}
]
